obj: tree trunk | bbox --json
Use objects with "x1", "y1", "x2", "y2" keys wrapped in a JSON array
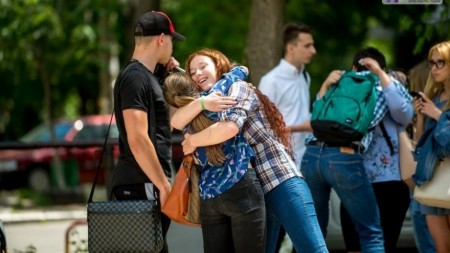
[
  {"x1": 98, "y1": 11, "x2": 119, "y2": 114},
  {"x1": 246, "y1": 0, "x2": 285, "y2": 85}
]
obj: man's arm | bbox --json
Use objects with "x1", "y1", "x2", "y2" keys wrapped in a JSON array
[{"x1": 123, "y1": 109, "x2": 171, "y2": 206}]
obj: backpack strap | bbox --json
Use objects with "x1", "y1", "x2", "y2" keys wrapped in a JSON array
[
  {"x1": 303, "y1": 70, "x2": 310, "y2": 86},
  {"x1": 379, "y1": 122, "x2": 394, "y2": 155}
]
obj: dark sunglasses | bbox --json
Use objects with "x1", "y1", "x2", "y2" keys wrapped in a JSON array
[{"x1": 428, "y1": 59, "x2": 446, "y2": 69}]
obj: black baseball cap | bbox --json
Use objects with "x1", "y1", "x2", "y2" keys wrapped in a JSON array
[{"x1": 134, "y1": 11, "x2": 185, "y2": 41}]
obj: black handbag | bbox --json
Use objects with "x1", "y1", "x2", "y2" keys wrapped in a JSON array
[
  {"x1": 87, "y1": 199, "x2": 163, "y2": 253},
  {"x1": 87, "y1": 97, "x2": 164, "y2": 252}
]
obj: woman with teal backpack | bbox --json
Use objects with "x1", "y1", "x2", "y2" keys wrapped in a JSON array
[{"x1": 303, "y1": 47, "x2": 413, "y2": 253}]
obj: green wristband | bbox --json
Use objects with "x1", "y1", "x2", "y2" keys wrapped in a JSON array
[{"x1": 200, "y1": 97, "x2": 205, "y2": 110}]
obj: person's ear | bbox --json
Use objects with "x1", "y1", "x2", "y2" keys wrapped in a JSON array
[
  {"x1": 286, "y1": 43, "x2": 294, "y2": 53},
  {"x1": 158, "y1": 33, "x2": 165, "y2": 45}
]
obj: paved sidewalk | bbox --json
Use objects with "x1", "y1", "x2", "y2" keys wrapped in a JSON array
[{"x1": 0, "y1": 204, "x2": 86, "y2": 224}]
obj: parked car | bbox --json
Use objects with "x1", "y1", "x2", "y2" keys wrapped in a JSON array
[
  {"x1": 0, "y1": 115, "x2": 118, "y2": 191},
  {"x1": 0, "y1": 115, "x2": 183, "y2": 192}
]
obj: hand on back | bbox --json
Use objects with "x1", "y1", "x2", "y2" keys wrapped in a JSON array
[{"x1": 203, "y1": 92, "x2": 238, "y2": 112}]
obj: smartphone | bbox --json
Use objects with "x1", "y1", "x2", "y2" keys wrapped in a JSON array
[{"x1": 409, "y1": 91, "x2": 423, "y2": 99}]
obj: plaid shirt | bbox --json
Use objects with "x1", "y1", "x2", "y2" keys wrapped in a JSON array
[
  {"x1": 305, "y1": 72, "x2": 408, "y2": 152},
  {"x1": 223, "y1": 81, "x2": 302, "y2": 194}
]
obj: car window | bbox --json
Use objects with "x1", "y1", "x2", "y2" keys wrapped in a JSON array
[
  {"x1": 19, "y1": 123, "x2": 72, "y2": 142},
  {"x1": 109, "y1": 124, "x2": 119, "y2": 138},
  {"x1": 72, "y1": 124, "x2": 119, "y2": 141}
]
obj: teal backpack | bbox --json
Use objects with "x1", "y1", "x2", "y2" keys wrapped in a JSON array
[{"x1": 310, "y1": 71, "x2": 378, "y2": 146}]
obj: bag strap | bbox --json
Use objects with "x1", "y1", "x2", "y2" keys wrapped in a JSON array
[
  {"x1": 87, "y1": 111, "x2": 115, "y2": 203},
  {"x1": 184, "y1": 155, "x2": 193, "y2": 175},
  {"x1": 379, "y1": 122, "x2": 394, "y2": 156},
  {"x1": 87, "y1": 62, "x2": 157, "y2": 203}
]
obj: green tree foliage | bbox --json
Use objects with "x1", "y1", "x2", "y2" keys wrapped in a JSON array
[
  {"x1": 162, "y1": 0, "x2": 252, "y2": 67},
  {"x1": 285, "y1": 0, "x2": 449, "y2": 97},
  {"x1": 1, "y1": 0, "x2": 64, "y2": 139},
  {"x1": 0, "y1": 0, "x2": 124, "y2": 139}
]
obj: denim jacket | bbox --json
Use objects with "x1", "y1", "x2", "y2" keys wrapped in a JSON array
[{"x1": 413, "y1": 108, "x2": 450, "y2": 186}]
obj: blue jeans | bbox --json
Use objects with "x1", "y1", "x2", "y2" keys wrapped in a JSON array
[
  {"x1": 301, "y1": 145, "x2": 385, "y2": 253},
  {"x1": 265, "y1": 177, "x2": 328, "y2": 253},
  {"x1": 200, "y1": 169, "x2": 266, "y2": 253}
]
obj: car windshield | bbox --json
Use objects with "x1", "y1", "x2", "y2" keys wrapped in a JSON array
[{"x1": 19, "y1": 122, "x2": 73, "y2": 142}]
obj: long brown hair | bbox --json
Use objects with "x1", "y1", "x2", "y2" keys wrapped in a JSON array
[
  {"x1": 186, "y1": 48, "x2": 293, "y2": 155},
  {"x1": 163, "y1": 72, "x2": 226, "y2": 166}
]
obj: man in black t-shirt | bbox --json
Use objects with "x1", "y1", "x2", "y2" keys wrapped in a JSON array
[{"x1": 111, "y1": 11, "x2": 185, "y2": 253}]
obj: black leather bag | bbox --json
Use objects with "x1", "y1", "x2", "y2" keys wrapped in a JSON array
[{"x1": 87, "y1": 200, "x2": 163, "y2": 253}]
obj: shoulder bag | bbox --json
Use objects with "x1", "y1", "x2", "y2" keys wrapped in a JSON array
[
  {"x1": 162, "y1": 155, "x2": 201, "y2": 227},
  {"x1": 398, "y1": 131, "x2": 416, "y2": 189},
  {"x1": 413, "y1": 159, "x2": 450, "y2": 209}
]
